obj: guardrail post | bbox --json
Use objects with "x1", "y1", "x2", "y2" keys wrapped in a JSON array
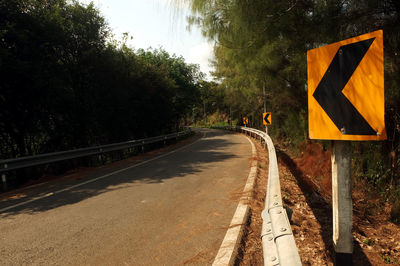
[
  {"x1": 2, "y1": 174, "x2": 7, "y2": 191},
  {"x1": 332, "y1": 140, "x2": 353, "y2": 265},
  {"x1": 2, "y1": 164, "x2": 7, "y2": 191},
  {"x1": 98, "y1": 148, "x2": 104, "y2": 165}
]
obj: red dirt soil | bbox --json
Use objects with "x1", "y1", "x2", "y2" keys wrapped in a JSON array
[
  {"x1": 295, "y1": 142, "x2": 332, "y2": 199},
  {"x1": 282, "y1": 141, "x2": 400, "y2": 265}
]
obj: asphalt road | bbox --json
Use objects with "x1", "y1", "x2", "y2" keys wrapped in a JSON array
[{"x1": 0, "y1": 128, "x2": 253, "y2": 265}]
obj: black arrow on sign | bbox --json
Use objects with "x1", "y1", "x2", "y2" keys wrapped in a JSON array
[
  {"x1": 313, "y1": 38, "x2": 376, "y2": 135},
  {"x1": 264, "y1": 113, "x2": 270, "y2": 124}
]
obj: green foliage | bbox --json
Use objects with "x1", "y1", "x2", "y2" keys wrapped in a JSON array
[
  {"x1": 353, "y1": 142, "x2": 392, "y2": 193},
  {"x1": 363, "y1": 238, "x2": 375, "y2": 246},
  {"x1": 381, "y1": 254, "x2": 393, "y2": 264},
  {"x1": 273, "y1": 110, "x2": 307, "y2": 148},
  {"x1": 0, "y1": 0, "x2": 203, "y2": 162},
  {"x1": 182, "y1": 0, "x2": 400, "y2": 197}
]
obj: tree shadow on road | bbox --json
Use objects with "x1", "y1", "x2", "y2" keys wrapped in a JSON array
[
  {"x1": 0, "y1": 130, "x2": 246, "y2": 217},
  {"x1": 277, "y1": 149, "x2": 372, "y2": 266}
]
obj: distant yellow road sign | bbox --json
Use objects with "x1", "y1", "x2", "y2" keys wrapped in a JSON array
[
  {"x1": 263, "y1": 112, "x2": 271, "y2": 125},
  {"x1": 243, "y1": 117, "x2": 249, "y2": 125},
  {"x1": 307, "y1": 30, "x2": 386, "y2": 141}
]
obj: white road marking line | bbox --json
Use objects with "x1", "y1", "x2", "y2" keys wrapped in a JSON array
[
  {"x1": 0, "y1": 132, "x2": 206, "y2": 213},
  {"x1": 212, "y1": 136, "x2": 257, "y2": 266}
]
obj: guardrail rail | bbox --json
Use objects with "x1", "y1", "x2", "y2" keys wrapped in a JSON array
[
  {"x1": 0, "y1": 129, "x2": 192, "y2": 184},
  {"x1": 214, "y1": 125, "x2": 301, "y2": 266}
]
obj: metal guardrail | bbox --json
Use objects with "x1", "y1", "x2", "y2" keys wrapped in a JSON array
[
  {"x1": 213, "y1": 125, "x2": 301, "y2": 266},
  {"x1": 0, "y1": 129, "x2": 191, "y2": 174}
]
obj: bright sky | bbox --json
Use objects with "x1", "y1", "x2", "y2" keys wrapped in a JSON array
[{"x1": 79, "y1": 0, "x2": 214, "y2": 79}]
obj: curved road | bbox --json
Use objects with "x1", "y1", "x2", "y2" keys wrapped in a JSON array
[{"x1": 0, "y1": 129, "x2": 253, "y2": 265}]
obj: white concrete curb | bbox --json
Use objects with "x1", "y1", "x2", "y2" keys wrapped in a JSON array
[{"x1": 212, "y1": 137, "x2": 258, "y2": 266}]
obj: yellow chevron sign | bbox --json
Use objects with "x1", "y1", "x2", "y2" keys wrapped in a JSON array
[
  {"x1": 263, "y1": 112, "x2": 271, "y2": 125},
  {"x1": 307, "y1": 30, "x2": 386, "y2": 140}
]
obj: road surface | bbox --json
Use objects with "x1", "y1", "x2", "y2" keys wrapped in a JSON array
[{"x1": 0, "y1": 128, "x2": 253, "y2": 265}]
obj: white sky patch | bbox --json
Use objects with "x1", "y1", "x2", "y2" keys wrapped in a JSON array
[
  {"x1": 188, "y1": 42, "x2": 214, "y2": 79},
  {"x1": 78, "y1": 0, "x2": 214, "y2": 78},
  {"x1": 159, "y1": 0, "x2": 191, "y2": 10}
]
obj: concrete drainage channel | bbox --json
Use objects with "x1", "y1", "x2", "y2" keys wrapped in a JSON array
[{"x1": 212, "y1": 126, "x2": 301, "y2": 266}]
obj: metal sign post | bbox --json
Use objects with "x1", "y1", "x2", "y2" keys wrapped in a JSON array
[
  {"x1": 263, "y1": 86, "x2": 267, "y2": 135},
  {"x1": 332, "y1": 140, "x2": 353, "y2": 264}
]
